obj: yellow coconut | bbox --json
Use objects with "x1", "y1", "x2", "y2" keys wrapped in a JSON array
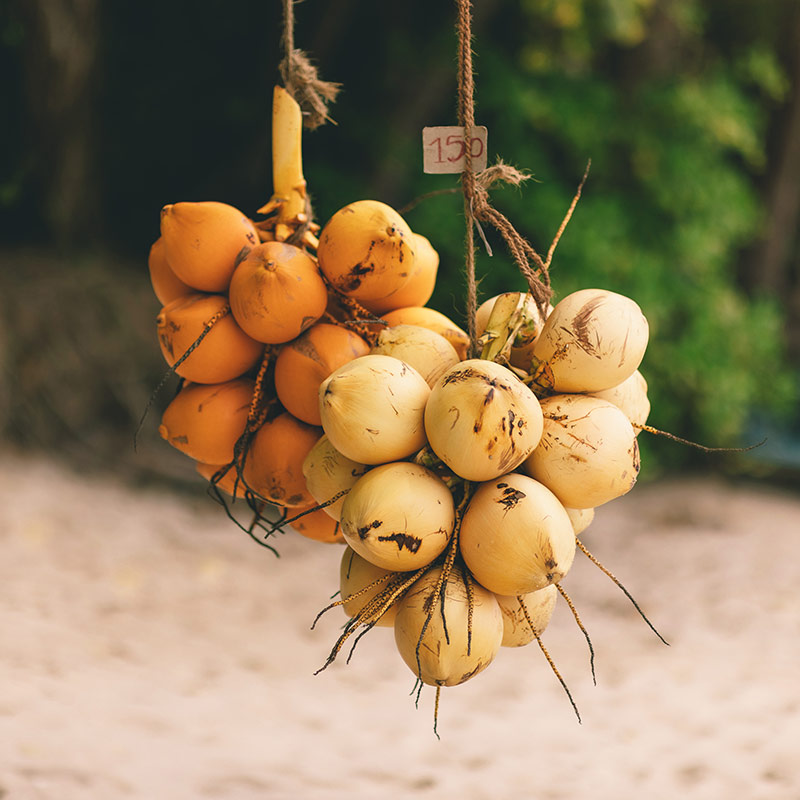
[
  {"x1": 565, "y1": 506, "x2": 595, "y2": 536},
  {"x1": 242, "y1": 412, "x2": 321, "y2": 508},
  {"x1": 301, "y1": 434, "x2": 370, "y2": 521},
  {"x1": 424, "y1": 359, "x2": 543, "y2": 482},
  {"x1": 530, "y1": 288, "x2": 649, "y2": 393},
  {"x1": 317, "y1": 200, "x2": 415, "y2": 303},
  {"x1": 394, "y1": 566, "x2": 504, "y2": 686},
  {"x1": 157, "y1": 293, "x2": 263, "y2": 384},
  {"x1": 228, "y1": 241, "x2": 328, "y2": 344},
  {"x1": 339, "y1": 462, "x2": 455, "y2": 572},
  {"x1": 319, "y1": 354, "x2": 430, "y2": 465},
  {"x1": 524, "y1": 394, "x2": 640, "y2": 509},
  {"x1": 160, "y1": 379, "x2": 254, "y2": 465},
  {"x1": 381, "y1": 306, "x2": 470, "y2": 360},
  {"x1": 459, "y1": 472, "x2": 576, "y2": 596},
  {"x1": 589, "y1": 370, "x2": 650, "y2": 434},
  {"x1": 160, "y1": 201, "x2": 259, "y2": 292},
  {"x1": 369, "y1": 324, "x2": 460, "y2": 388},
  {"x1": 148, "y1": 237, "x2": 192, "y2": 306},
  {"x1": 496, "y1": 585, "x2": 558, "y2": 647},
  {"x1": 362, "y1": 232, "x2": 438, "y2": 315}
]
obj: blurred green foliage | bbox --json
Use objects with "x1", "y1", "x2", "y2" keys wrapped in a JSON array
[
  {"x1": 1, "y1": 0, "x2": 797, "y2": 477},
  {"x1": 389, "y1": 0, "x2": 799, "y2": 475}
]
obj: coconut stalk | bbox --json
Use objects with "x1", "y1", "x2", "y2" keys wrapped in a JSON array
[{"x1": 257, "y1": 86, "x2": 316, "y2": 246}]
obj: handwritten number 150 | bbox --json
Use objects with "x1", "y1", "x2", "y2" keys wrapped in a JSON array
[{"x1": 429, "y1": 134, "x2": 485, "y2": 163}]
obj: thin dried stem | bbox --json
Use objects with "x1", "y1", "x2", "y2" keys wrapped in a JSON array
[
  {"x1": 134, "y1": 304, "x2": 231, "y2": 448},
  {"x1": 461, "y1": 563, "x2": 475, "y2": 657},
  {"x1": 310, "y1": 572, "x2": 392, "y2": 629},
  {"x1": 556, "y1": 583, "x2": 596, "y2": 685},
  {"x1": 412, "y1": 485, "x2": 472, "y2": 679},
  {"x1": 314, "y1": 567, "x2": 426, "y2": 675},
  {"x1": 532, "y1": 629, "x2": 581, "y2": 724},
  {"x1": 576, "y1": 538, "x2": 669, "y2": 646},
  {"x1": 398, "y1": 186, "x2": 461, "y2": 215},
  {"x1": 267, "y1": 490, "x2": 349, "y2": 534},
  {"x1": 518, "y1": 596, "x2": 580, "y2": 720},
  {"x1": 433, "y1": 686, "x2": 442, "y2": 740},
  {"x1": 635, "y1": 423, "x2": 767, "y2": 454},
  {"x1": 544, "y1": 160, "x2": 591, "y2": 271}
]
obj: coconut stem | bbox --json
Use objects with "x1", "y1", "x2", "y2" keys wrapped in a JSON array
[
  {"x1": 433, "y1": 686, "x2": 442, "y2": 739},
  {"x1": 271, "y1": 86, "x2": 307, "y2": 236},
  {"x1": 556, "y1": 583, "x2": 596, "y2": 685},
  {"x1": 412, "y1": 484, "x2": 472, "y2": 679},
  {"x1": 134, "y1": 304, "x2": 231, "y2": 449},
  {"x1": 515, "y1": 595, "x2": 580, "y2": 721},
  {"x1": 266, "y1": 489, "x2": 349, "y2": 534},
  {"x1": 532, "y1": 628, "x2": 581, "y2": 724},
  {"x1": 634, "y1": 423, "x2": 767, "y2": 454},
  {"x1": 575, "y1": 538, "x2": 669, "y2": 646},
  {"x1": 479, "y1": 292, "x2": 525, "y2": 362},
  {"x1": 314, "y1": 566, "x2": 427, "y2": 675}
]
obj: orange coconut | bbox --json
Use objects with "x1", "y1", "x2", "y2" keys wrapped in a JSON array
[
  {"x1": 362, "y1": 232, "x2": 438, "y2": 315},
  {"x1": 160, "y1": 201, "x2": 259, "y2": 293},
  {"x1": 242, "y1": 412, "x2": 321, "y2": 508},
  {"x1": 290, "y1": 505, "x2": 344, "y2": 544},
  {"x1": 381, "y1": 307, "x2": 470, "y2": 360},
  {"x1": 274, "y1": 323, "x2": 369, "y2": 426},
  {"x1": 157, "y1": 293, "x2": 263, "y2": 384},
  {"x1": 228, "y1": 241, "x2": 328, "y2": 344},
  {"x1": 196, "y1": 461, "x2": 247, "y2": 499},
  {"x1": 148, "y1": 236, "x2": 192, "y2": 306},
  {"x1": 317, "y1": 200, "x2": 415, "y2": 303},
  {"x1": 159, "y1": 379, "x2": 254, "y2": 465}
]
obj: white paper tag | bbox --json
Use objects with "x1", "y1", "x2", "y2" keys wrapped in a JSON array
[{"x1": 422, "y1": 126, "x2": 488, "y2": 174}]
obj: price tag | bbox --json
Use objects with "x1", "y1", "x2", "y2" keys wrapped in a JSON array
[{"x1": 422, "y1": 126, "x2": 488, "y2": 174}]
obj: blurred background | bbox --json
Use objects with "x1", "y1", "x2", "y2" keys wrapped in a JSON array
[{"x1": 0, "y1": 0, "x2": 799, "y2": 487}]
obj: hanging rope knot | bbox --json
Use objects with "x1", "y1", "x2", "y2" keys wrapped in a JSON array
[
  {"x1": 281, "y1": 1, "x2": 340, "y2": 129},
  {"x1": 279, "y1": 49, "x2": 341, "y2": 129},
  {"x1": 475, "y1": 159, "x2": 532, "y2": 192},
  {"x1": 456, "y1": 0, "x2": 554, "y2": 353},
  {"x1": 463, "y1": 156, "x2": 553, "y2": 323}
]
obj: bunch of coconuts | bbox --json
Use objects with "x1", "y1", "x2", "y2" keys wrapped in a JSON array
[
  {"x1": 309, "y1": 283, "x2": 650, "y2": 691},
  {"x1": 147, "y1": 191, "x2": 651, "y2": 698},
  {"x1": 149, "y1": 196, "x2": 467, "y2": 542}
]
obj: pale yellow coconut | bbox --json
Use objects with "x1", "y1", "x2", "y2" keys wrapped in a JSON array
[
  {"x1": 318, "y1": 354, "x2": 430, "y2": 465},
  {"x1": 496, "y1": 585, "x2": 558, "y2": 647},
  {"x1": 394, "y1": 566, "x2": 503, "y2": 686},
  {"x1": 589, "y1": 369, "x2": 650, "y2": 434},
  {"x1": 459, "y1": 472, "x2": 576, "y2": 596},
  {"x1": 565, "y1": 506, "x2": 595, "y2": 536},
  {"x1": 370, "y1": 324, "x2": 460, "y2": 387},
  {"x1": 424, "y1": 359, "x2": 543, "y2": 482},
  {"x1": 381, "y1": 307, "x2": 470, "y2": 360},
  {"x1": 524, "y1": 394, "x2": 640, "y2": 509},
  {"x1": 530, "y1": 288, "x2": 649, "y2": 392},
  {"x1": 301, "y1": 434, "x2": 369, "y2": 521},
  {"x1": 339, "y1": 462, "x2": 454, "y2": 571}
]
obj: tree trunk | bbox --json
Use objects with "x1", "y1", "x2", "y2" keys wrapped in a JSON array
[
  {"x1": 749, "y1": 15, "x2": 800, "y2": 297},
  {"x1": 18, "y1": 0, "x2": 101, "y2": 248}
]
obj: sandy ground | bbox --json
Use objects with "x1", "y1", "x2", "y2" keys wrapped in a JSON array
[{"x1": 2, "y1": 450, "x2": 799, "y2": 800}]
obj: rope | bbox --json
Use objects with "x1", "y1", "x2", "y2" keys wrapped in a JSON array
[
  {"x1": 280, "y1": 0, "x2": 341, "y2": 129},
  {"x1": 455, "y1": 0, "x2": 553, "y2": 348}
]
